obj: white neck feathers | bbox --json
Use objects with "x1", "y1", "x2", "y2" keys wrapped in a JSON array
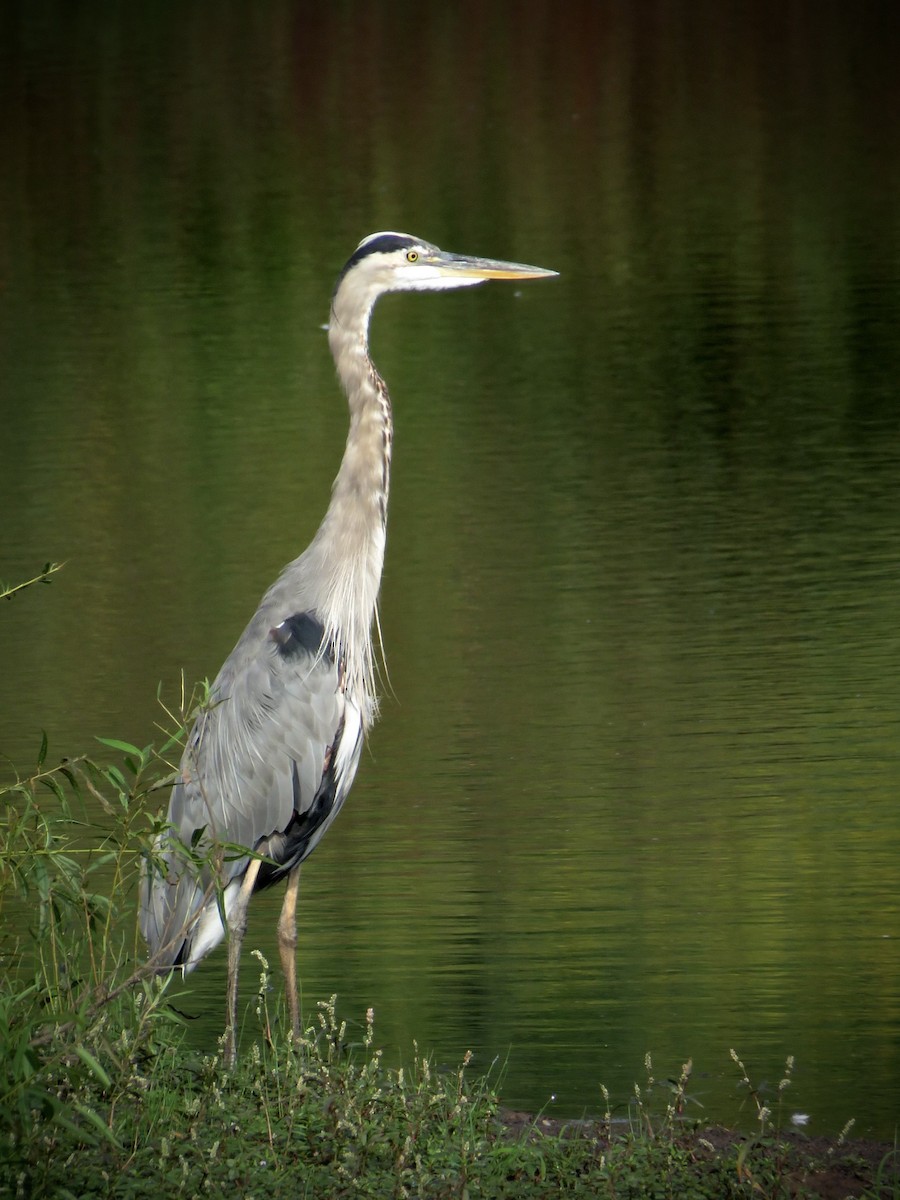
[{"x1": 312, "y1": 309, "x2": 393, "y2": 724}]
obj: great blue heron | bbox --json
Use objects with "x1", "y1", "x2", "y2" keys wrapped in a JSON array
[{"x1": 140, "y1": 231, "x2": 557, "y2": 1063}]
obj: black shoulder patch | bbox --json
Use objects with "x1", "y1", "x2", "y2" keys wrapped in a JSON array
[{"x1": 269, "y1": 612, "x2": 328, "y2": 660}]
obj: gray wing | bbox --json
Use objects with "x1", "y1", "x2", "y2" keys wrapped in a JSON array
[{"x1": 140, "y1": 608, "x2": 364, "y2": 968}]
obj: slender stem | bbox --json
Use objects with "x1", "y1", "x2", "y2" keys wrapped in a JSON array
[{"x1": 0, "y1": 562, "x2": 63, "y2": 601}]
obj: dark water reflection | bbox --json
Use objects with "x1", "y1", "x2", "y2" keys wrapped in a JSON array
[{"x1": 1, "y1": 1, "x2": 899, "y2": 1136}]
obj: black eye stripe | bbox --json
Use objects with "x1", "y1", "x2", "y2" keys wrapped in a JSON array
[{"x1": 335, "y1": 234, "x2": 416, "y2": 289}]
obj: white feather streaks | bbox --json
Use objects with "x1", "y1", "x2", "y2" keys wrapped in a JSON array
[{"x1": 319, "y1": 297, "x2": 393, "y2": 725}]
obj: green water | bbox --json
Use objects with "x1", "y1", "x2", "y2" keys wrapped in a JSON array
[{"x1": 2, "y1": 0, "x2": 899, "y2": 1137}]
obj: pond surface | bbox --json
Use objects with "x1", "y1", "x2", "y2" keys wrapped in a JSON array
[{"x1": 1, "y1": 0, "x2": 899, "y2": 1138}]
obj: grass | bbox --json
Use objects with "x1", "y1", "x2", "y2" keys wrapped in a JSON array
[
  {"x1": 3, "y1": 983, "x2": 896, "y2": 1199},
  {"x1": 1, "y1": 569, "x2": 897, "y2": 1198}
]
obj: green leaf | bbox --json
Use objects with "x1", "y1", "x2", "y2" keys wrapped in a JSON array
[
  {"x1": 42, "y1": 774, "x2": 66, "y2": 805},
  {"x1": 38, "y1": 730, "x2": 48, "y2": 767},
  {"x1": 104, "y1": 765, "x2": 128, "y2": 793},
  {"x1": 58, "y1": 765, "x2": 80, "y2": 796},
  {"x1": 95, "y1": 737, "x2": 143, "y2": 757},
  {"x1": 74, "y1": 1044, "x2": 112, "y2": 1089},
  {"x1": 158, "y1": 730, "x2": 185, "y2": 756},
  {"x1": 12, "y1": 1042, "x2": 39, "y2": 1082},
  {"x1": 51, "y1": 1106, "x2": 101, "y2": 1147}
]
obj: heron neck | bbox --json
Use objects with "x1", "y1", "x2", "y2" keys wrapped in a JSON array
[
  {"x1": 313, "y1": 314, "x2": 392, "y2": 717},
  {"x1": 327, "y1": 311, "x2": 393, "y2": 514}
]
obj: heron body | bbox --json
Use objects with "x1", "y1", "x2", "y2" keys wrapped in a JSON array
[{"x1": 140, "y1": 232, "x2": 556, "y2": 1062}]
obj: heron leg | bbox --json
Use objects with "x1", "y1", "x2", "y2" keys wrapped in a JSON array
[
  {"x1": 223, "y1": 855, "x2": 262, "y2": 1068},
  {"x1": 277, "y1": 865, "x2": 302, "y2": 1041}
]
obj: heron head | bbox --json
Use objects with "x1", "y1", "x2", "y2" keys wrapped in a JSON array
[{"x1": 334, "y1": 231, "x2": 558, "y2": 303}]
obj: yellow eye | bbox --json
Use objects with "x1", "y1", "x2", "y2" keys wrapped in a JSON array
[{"x1": 406, "y1": 250, "x2": 419, "y2": 262}]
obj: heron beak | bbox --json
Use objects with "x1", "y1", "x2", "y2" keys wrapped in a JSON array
[{"x1": 431, "y1": 251, "x2": 558, "y2": 281}]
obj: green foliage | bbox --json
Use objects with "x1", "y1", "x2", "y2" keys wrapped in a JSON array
[
  {"x1": 0, "y1": 730, "x2": 186, "y2": 1188},
  {"x1": 0, "y1": 571, "x2": 190, "y2": 1189}
]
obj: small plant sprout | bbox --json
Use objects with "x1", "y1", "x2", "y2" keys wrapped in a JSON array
[
  {"x1": 600, "y1": 1082, "x2": 612, "y2": 1136},
  {"x1": 836, "y1": 1118, "x2": 856, "y2": 1148},
  {"x1": 730, "y1": 1047, "x2": 769, "y2": 1128},
  {"x1": 243, "y1": 950, "x2": 273, "y2": 1051},
  {"x1": 779, "y1": 1054, "x2": 795, "y2": 1092},
  {"x1": 663, "y1": 1059, "x2": 693, "y2": 1125},
  {"x1": 731, "y1": 1049, "x2": 806, "y2": 1137}
]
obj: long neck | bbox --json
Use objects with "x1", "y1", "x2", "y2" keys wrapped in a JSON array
[{"x1": 312, "y1": 304, "x2": 393, "y2": 722}]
